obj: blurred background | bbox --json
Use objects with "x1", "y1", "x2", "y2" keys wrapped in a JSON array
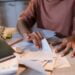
[{"x1": 0, "y1": 0, "x2": 30, "y2": 27}]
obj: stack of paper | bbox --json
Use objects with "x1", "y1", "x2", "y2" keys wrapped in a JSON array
[
  {"x1": 12, "y1": 28, "x2": 71, "y2": 74},
  {"x1": 13, "y1": 39, "x2": 53, "y2": 61},
  {"x1": 13, "y1": 39, "x2": 71, "y2": 74}
]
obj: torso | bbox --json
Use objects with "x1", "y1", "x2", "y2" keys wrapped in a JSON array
[{"x1": 36, "y1": 0, "x2": 74, "y2": 36}]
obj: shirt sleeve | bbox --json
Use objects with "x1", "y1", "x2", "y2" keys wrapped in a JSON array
[{"x1": 19, "y1": 0, "x2": 37, "y2": 28}]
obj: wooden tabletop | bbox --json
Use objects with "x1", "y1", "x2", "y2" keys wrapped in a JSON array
[
  {"x1": 52, "y1": 55, "x2": 75, "y2": 75},
  {"x1": 16, "y1": 54, "x2": 75, "y2": 75},
  {"x1": 7, "y1": 32, "x2": 75, "y2": 75}
]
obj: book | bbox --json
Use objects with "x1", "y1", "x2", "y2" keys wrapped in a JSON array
[{"x1": 0, "y1": 37, "x2": 15, "y2": 62}]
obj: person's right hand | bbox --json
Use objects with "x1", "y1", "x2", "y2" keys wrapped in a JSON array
[{"x1": 23, "y1": 32, "x2": 43, "y2": 48}]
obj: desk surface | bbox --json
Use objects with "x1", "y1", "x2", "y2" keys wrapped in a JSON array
[
  {"x1": 16, "y1": 54, "x2": 75, "y2": 75},
  {"x1": 7, "y1": 33, "x2": 75, "y2": 75},
  {"x1": 52, "y1": 55, "x2": 75, "y2": 75},
  {"x1": 10, "y1": 40, "x2": 75, "y2": 75}
]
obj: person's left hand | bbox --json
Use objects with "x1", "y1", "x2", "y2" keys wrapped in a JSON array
[{"x1": 54, "y1": 36, "x2": 75, "y2": 57}]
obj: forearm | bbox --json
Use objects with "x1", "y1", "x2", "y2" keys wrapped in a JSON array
[{"x1": 17, "y1": 19, "x2": 31, "y2": 36}]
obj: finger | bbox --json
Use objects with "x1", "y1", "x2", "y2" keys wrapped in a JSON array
[
  {"x1": 33, "y1": 38, "x2": 40, "y2": 48},
  {"x1": 55, "y1": 42, "x2": 67, "y2": 53},
  {"x1": 61, "y1": 42, "x2": 72, "y2": 56},
  {"x1": 31, "y1": 34, "x2": 40, "y2": 48},
  {"x1": 35, "y1": 32, "x2": 43, "y2": 47},
  {"x1": 26, "y1": 34, "x2": 32, "y2": 40},
  {"x1": 71, "y1": 49, "x2": 75, "y2": 57},
  {"x1": 52, "y1": 41, "x2": 62, "y2": 46},
  {"x1": 55, "y1": 38, "x2": 68, "y2": 53},
  {"x1": 36, "y1": 32, "x2": 43, "y2": 40},
  {"x1": 32, "y1": 32, "x2": 41, "y2": 41},
  {"x1": 71, "y1": 42, "x2": 75, "y2": 57},
  {"x1": 23, "y1": 34, "x2": 32, "y2": 41},
  {"x1": 32, "y1": 32, "x2": 42, "y2": 48},
  {"x1": 62, "y1": 38, "x2": 68, "y2": 43},
  {"x1": 33, "y1": 32, "x2": 42, "y2": 41}
]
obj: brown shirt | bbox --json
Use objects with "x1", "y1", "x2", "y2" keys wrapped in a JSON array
[{"x1": 19, "y1": 0, "x2": 75, "y2": 36}]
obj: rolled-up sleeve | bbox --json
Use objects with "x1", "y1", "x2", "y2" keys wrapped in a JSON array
[{"x1": 19, "y1": 0, "x2": 37, "y2": 28}]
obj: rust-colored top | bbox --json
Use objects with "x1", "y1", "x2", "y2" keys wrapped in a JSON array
[{"x1": 19, "y1": 0, "x2": 75, "y2": 36}]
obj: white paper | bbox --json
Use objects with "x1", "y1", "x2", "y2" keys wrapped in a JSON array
[
  {"x1": 44, "y1": 56, "x2": 71, "y2": 71},
  {"x1": 13, "y1": 38, "x2": 71, "y2": 72},
  {"x1": 44, "y1": 59, "x2": 56, "y2": 71},
  {"x1": 12, "y1": 27, "x2": 71, "y2": 72},
  {"x1": 0, "y1": 57, "x2": 18, "y2": 75},
  {"x1": 18, "y1": 58, "x2": 46, "y2": 74},
  {"x1": 51, "y1": 48, "x2": 71, "y2": 69},
  {"x1": 13, "y1": 39, "x2": 53, "y2": 61},
  {"x1": 41, "y1": 39, "x2": 52, "y2": 53},
  {"x1": 13, "y1": 38, "x2": 53, "y2": 73},
  {"x1": 54, "y1": 55, "x2": 71, "y2": 69}
]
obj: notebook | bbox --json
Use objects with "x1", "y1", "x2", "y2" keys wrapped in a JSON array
[
  {"x1": 0, "y1": 37, "x2": 15, "y2": 62},
  {"x1": 0, "y1": 37, "x2": 18, "y2": 75}
]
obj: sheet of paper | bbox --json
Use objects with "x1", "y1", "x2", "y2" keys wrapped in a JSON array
[
  {"x1": 51, "y1": 48, "x2": 71, "y2": 69},
  {"x1": 44, "y1": 59, "x2": 56, "y2": 71},
  {"x1": 41, "y1": 39, "x2": 52, "y2": 53},
  {"x1": 21, "y1": 51, "x2": 52, "y2": 61},
  {"x1": 44, "y1": 56, "x2": 71, "y2": 71},
  {"x1": 0, "y1": 57, "x2": 18, "y2": 75},
  {"x1": 12, "y1": 27, "x2": 71, "y2": 72},
  {"x1": 13, "y1": 38, "x2": 54, "y2": 73},
  {"x1": 13, "y1": 39, "x2": 53, "y2": 61},
  {"x1": 54, "y1": 55, "x2": 71, "y2": 69},
  {"x1": 18, "y1": 58, "x2": 46, "y2": 74}
]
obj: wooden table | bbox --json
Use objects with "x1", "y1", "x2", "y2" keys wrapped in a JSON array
[
  {"x1": 52, "y1": 55, "x2": 75, "y2": 75},
  {"x1": 9, "y1": 40, "x2": 75, "y2": 75},
  {"x1": 7, "y1": 33, "x2": 75, "y2": 75},
  {"x1": 16, "y1": 54, "x2": 75, "y2": 75}
]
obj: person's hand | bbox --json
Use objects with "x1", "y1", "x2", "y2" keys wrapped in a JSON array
[
  {"x1": 54, "y1": 36, "x2": 75, "y2": 57},
  {"x1": 23, "y1": 32, "x2": 43, "y2": 48}
]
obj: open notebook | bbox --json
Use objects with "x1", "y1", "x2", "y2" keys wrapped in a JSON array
[
  {"x1": 0, "y1": 37, "x2": 15, "y2": 62},
  {"x1": 0, "y1": 37, "x2": 18, "y2": 75}
]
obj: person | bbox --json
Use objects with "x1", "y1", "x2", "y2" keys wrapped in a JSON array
[{"x1": 17, "y1": 0, "x2": 75, "y2": 57}]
